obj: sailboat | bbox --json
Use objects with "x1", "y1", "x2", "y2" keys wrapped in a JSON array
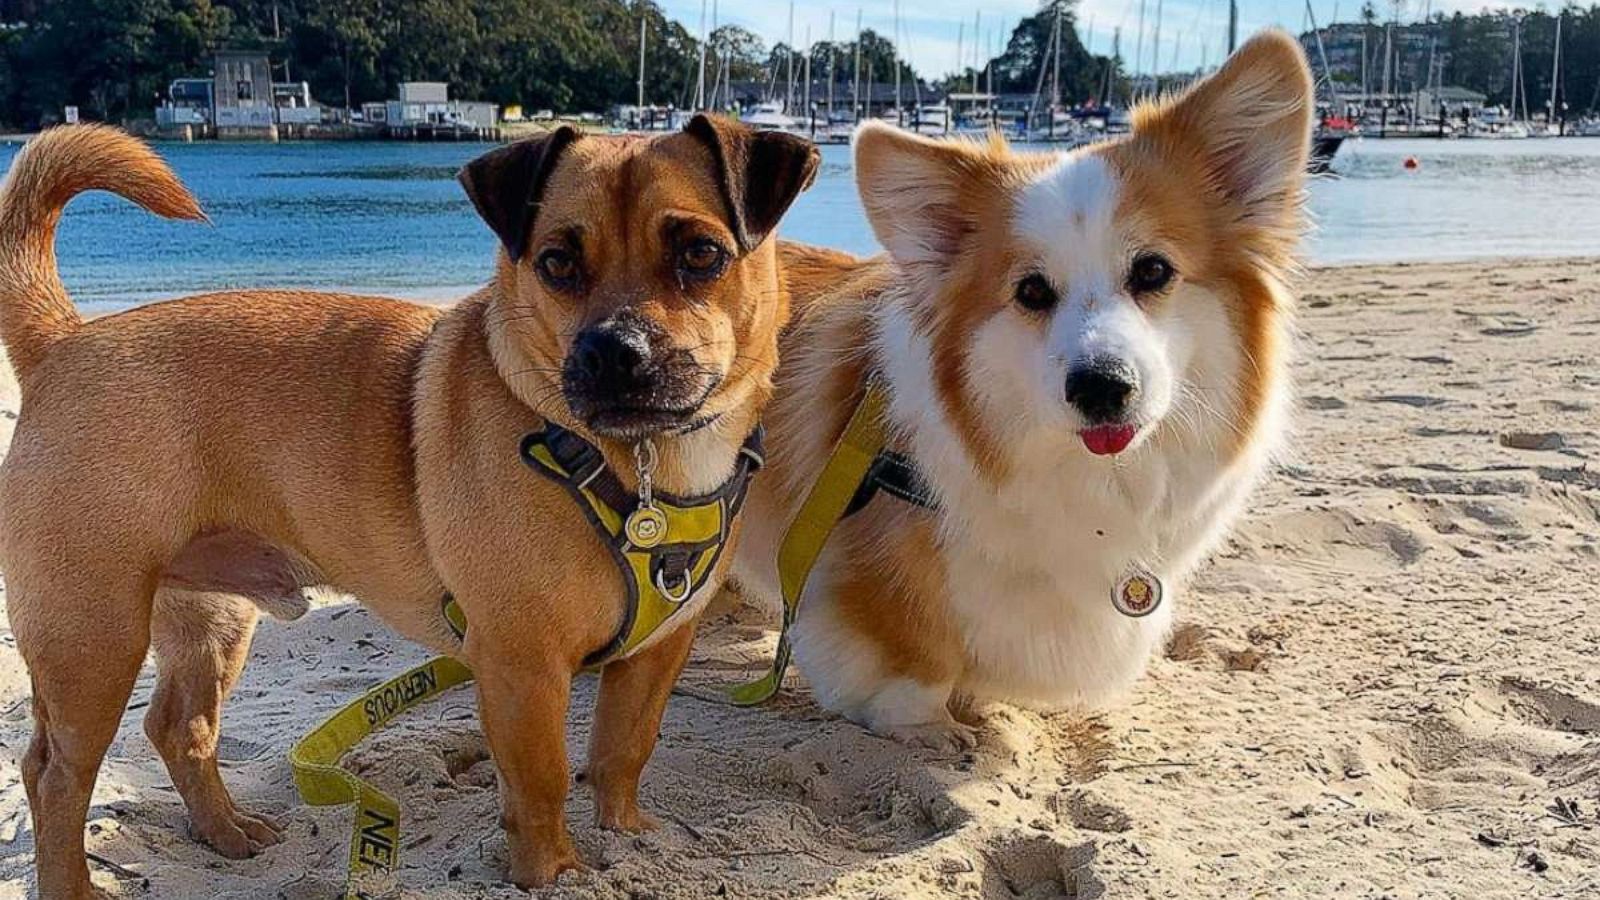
[
  {"x1": 1480, "y1": 17, "x2": 1533, "y2": 138},
  {"x1": 1026, "y1": 3, "x2": 1088, "y2": 143},
  {"x1": 1531, "y1": 13, "x2": 1563, "y2": 137},
  {"x1": 742, "y1": 100, "x2": 803, "y2": 132},
  {"x1": 743, "y1": 2, "x2": 804, "y2": 134},
  {"x1": 1303, "y1": 0, "x2": 1350, "y2": 172}
]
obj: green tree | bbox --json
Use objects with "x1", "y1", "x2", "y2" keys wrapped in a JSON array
[
  {"x1": 948, "y1": 0, "x2": 1119, "y2": 104},
  {"x1": 712, "y1": 24, "x2": 766, "y2": 85}
]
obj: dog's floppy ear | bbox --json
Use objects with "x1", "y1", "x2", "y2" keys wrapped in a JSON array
[
  {"x1": 853, "y1": 120, "x2": 1018, "y2": 271},
  {"x1": 685, "y1": 114, "x2": 821, "y2": 253},
  {"x1": 458, "y1": 126, "x2": 580, "y2": 262},
  {"x1": 1130, "y1": 30, "x2": 1313, "y2": 223}
]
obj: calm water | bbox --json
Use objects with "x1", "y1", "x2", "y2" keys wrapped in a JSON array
[{"x1": 2, "y1": 136, "x2": 1598, "y2": 310}]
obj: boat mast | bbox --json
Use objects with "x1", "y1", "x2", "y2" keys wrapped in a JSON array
[
  {"x1": 1518, "y1": 18, "x2": 1531, "y2": 124},
  {"x1": 1151, "y1": 0, "x2": 1163, "y2": 94},
  {"x1": 956, "y1": 21, "x2": 964, "y2": 95},
  {"x1": 984, "y1": 29, "x2": 994, "y2": 126},
  {"x1": 1228, "y1": 0, "x2": 1237, "y2": 54},
  {"x1": 852, "y1": 8, "x2": 862, "y2": 122},
  {"x1": 694, "y1": 0, "x2": 708, "y2": 111},
  {"x1": 709, "y1": 0, "x2": 720, "y2": 111},
  {"x1": 1380, "y1": 21, "x2": 1391, "y2": 98},
  {"x1": 637, "y1": 14, "x2": 647, "y2": 113},
  {"x1": 972, "y1": 10, "x2": 982, "y2": 96},
  {"x1": 827, "y1": 11, "x2": 836, "y2": 125},
  {"x1": 786, "y1": 1, "x2": 795, "y2": 114},
  {"x1": 1135, "y1": 0, "x2": 1147, "y2": 96},
  {"x1": 1052, "y1": 4, "x2": 1062, "y2": 112},
  {"x1": 894, "y1": 0, "x2": 903, "y2": 125},
  {"x1": 1305, "y1": 0, "x2": 1335, "y2": 131},
  {"x1": 804, "y1": 24, "x2": 812, "y2": 131},
  {"x1": 1511, "y1": 17, "x2": 1522, "y2": 123},
  {"x1": 1102, "y1": 26, "x2": 1120, "y2": 103},
  {"x1": 1360, "y1": 29, "x2": 1368, "y2": 101},
  {"x1": 1027, "y1": 3, "x2": 1056, "y2": 134},
  {"x1": 1550, "y1": 13, "x2": 1562, "y2": 130},
  {"x1": 1050, "y1": 3, "x2": 1063, "y2": 136}
]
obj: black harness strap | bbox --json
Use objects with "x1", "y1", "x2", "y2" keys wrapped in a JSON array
[{"x1": 843, "y1": 449, "x2": 938, "y2": 518}]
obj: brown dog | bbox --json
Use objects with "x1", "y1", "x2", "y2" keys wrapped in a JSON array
[{"x1": 0, "y1": 118, "x2": 817, "y2": 898}]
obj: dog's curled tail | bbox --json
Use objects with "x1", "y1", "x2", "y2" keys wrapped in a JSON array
[{"x1": 0, "y1": 124, "x2": 204, "y2": 380}]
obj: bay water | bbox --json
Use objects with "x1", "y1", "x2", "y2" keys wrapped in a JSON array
[{"x1": 2, "y1": 136, "x2": 1597, "y2": 311}]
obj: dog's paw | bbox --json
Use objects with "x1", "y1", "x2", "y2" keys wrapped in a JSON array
[
  {"x1": 595, "y1": 803, "x2": 659, "y2": 834},
  {"x1": 509, "y1": 847, "x2": 587, "y2": 889},
  {"x1": 881, "y1": 720, "x2": 979, "y2": 753},
  {"x1": 949, "y1": 693, "x2": 996, "y2": 728},
  {"x1": 192, "y1": 807, "x2": 283, "y2": 859}
]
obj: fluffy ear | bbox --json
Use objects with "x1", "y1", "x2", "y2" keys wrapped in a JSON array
[
  {"x1": 852, "y1": 120, "x2": 1014, "y2": 269},
  {"x1": 685, "y1": 114, "x2": 821, "y2": 252},
  {"x1": 458, "y1": 125, "x2": 580, "y2": 262},
  {"x1": 1131, "y1": 30, "x2": 1314, "y2": 217}
]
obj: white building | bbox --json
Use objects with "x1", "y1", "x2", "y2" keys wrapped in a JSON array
[{"x1": 362, "y1": 82, "x2": 498, "y2": 131}]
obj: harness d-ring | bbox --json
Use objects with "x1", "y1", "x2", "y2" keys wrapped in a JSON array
[{"x1": 653, "y1": 567, "x2": 693, "y2": 604}]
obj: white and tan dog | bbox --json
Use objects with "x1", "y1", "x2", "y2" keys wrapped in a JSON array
[{"x1": 741, "y1": 32, "x2": 1313, "y2": 745}]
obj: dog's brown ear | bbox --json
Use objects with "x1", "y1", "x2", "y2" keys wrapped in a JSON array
[
  {"x1": 686, "y1": 114, "x2": 821, "y2": 253},
  {"x1": 1131, "y1": 31, "x2": 1313, "y2": 220},
  {"x1": 458, "y1": 126, "x2": 580, "y2": 262}
]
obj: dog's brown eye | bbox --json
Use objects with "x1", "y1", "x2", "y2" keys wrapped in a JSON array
[
  {"x1": 537, "y1": 248, "x2": 578, "y2": 284},
  {"x1": 1128, "y1": 253, "x2": 1175, "y2": 295},
  {"x1": 1014, "y1": 273, "x2": 1058, "y2": 312},
  {"x1": 679, "y1": 239, "x2": 727, "y2": 276}
]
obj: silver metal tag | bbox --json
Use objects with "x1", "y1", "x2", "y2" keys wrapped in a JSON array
[{"x1": 1112, "y1": 567, "x2": 1163, "y2": 617}]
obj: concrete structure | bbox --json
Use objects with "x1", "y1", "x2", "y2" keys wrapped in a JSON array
[
  {"x1": 158, "y1": 60, "x2": 330, "y2": 138},
  {"x1": 212, "y1": 50, "x2": 276, "y2": 139},
  {"x1": 367, "y1": 82, "x2": 499, "y2": 138},
  {"x1": 158, "y1": 64, "x2": 492, "y2": 140},
  {"x1": 272, "y1": 81, "x2": 323, "y2": 126}
]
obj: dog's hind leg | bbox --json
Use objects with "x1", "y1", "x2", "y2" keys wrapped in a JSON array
[
  {"x1": 143, "y1": 530, "x2": 312, "y2": 858},
  {"x1": 143, "y1": 587, "x2": 282, "y2": 859},
  {"x1": 16, "y1": 574, "x2": 153, "y2": 900}
]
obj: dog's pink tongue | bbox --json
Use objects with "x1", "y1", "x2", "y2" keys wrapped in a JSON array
[{"x1": 1080, "y1": 424, "x2": 1137, "y2": 456}]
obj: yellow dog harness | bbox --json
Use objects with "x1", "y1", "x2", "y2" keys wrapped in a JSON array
[
  {"x1": 727, "y1": 378, "x2": 936, "y2": 704},
  {"x1": 290, "y1": 421, "x2": 764, "y2": 899}
]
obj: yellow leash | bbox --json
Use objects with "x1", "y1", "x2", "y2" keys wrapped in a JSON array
[
  {"x1": 289, "y1": 655, "x2": 474, "y2": 900},
  {"x1": 286, "y1": 392, "x2": 890, "y2": 891},
  {"x1": 726, "y1": 380, "x2": 891, "y2": 705},
  {"x1": 289, "y1": 423, "x2": 764, "y2": 897}
]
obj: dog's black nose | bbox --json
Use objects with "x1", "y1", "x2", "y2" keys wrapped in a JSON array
[
  {"x1": 1065, "y1": 358, "x2": 1139, "y2": 423},
  {"x1": 572, "y1": 323, "x2": 652, "y2": 391}
]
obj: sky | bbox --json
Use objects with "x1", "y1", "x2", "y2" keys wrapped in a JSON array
[{"x1": 659, "y1": 0, "x2": 1531, "y2": 78}]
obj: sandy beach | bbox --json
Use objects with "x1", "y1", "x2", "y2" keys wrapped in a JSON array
[{"x1": 1, "y1": 256, "x2": 1597, "y2": 899}]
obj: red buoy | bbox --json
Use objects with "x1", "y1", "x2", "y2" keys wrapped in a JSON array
[{"x1": 1403, "y1": 156, "x2": 1420, "y2": 170}]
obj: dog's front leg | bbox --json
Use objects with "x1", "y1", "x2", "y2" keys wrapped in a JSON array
[
  {"x1": 586, "y1": 614, "x2": 699, "y2": 832},
  {"x1": 467, "y1": 628, "x2": 582, "y2": 888}
]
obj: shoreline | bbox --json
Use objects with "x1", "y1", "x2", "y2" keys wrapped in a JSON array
[{"x1": 67, "y1": 253, "x2": 1600, "y2": 312}]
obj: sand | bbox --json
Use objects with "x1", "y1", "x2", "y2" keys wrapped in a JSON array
[{"x1": 1, "y1": 257, "x2": 1597, "y2": 899}]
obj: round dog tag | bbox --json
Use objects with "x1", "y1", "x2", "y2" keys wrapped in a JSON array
[
  {"x1": 625, "y1": 506, "x2": 668, "y2": 548},
  {"x1": 1112, "y1": 568, "x2": 1163, "y2": 618}
]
